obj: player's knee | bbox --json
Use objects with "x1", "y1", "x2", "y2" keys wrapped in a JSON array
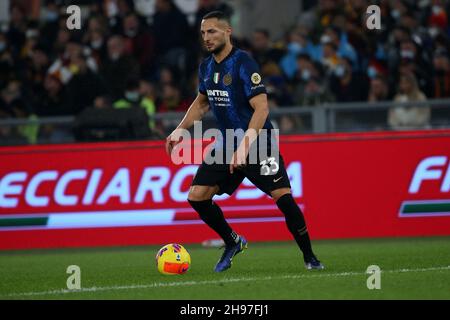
[
  {"x1": 271, "y1": 188, "x2": 291, "y2": 202},
  {"x1": 187, "y1": 187, "x2": 206, "y2": 202},
  {"x1": 187, "y1": 185, "x2": 217, "y2": 202}
]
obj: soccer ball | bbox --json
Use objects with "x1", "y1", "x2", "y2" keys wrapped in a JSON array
[{"x1": 156, "y1": 243, "x2": 191, "y2": 275}]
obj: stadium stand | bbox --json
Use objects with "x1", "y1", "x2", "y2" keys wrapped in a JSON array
[{"x1": 0, "y1": 0, "x2": 449, "y2": 145}]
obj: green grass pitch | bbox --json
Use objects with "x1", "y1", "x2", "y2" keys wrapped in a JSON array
[{"x1": 1, "y1": 237, "x2": 449, "y2": 299}]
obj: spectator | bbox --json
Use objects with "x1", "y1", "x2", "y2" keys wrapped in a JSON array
[
  {"x1": 83, "y1": 14, "x2": 110, "y2": 64},
  {"x1": 368, "y1": 75, "x2": 390, "y2": 102},
  {"x1": 320, "y1": 42, "x2": 340, "y2": 75},
  {"x1": 94, "y1": 95, "x2": 112, "y2": 109},
  {"x1": 365, "y1": 75, "x2": 390, "y2": 130},
  {"x1": 0, "y1": 80, "x2": 38, "y2": 143},
  {"x1": 319, "y1": 25, "x2": 357, "y2": 67},
  {"x1": 113, "y1": 78, "x2": 156, "y2": 130},
  {"x1": 35, "y1": 74, "x2": 70, "y2": 117},
  {"x1": 122, "y1": 12, "x2": 156, "y2": 75},
  {"x1": 38, "y1": 0, "x2": 62, "y2": 51},
  {"x1": 53, "y1": 27, "x2": 72, "y2": 56},
  {"x1": 157, "y1": 65, "x2": 178, "y2": 86},
  {"x1": 47, "y1": 39, "x2": 98, "y2": 85},
  {"x1": 100, "y1": 35, "x2": 140, "y2": 100},
  {"x1": 157, "y1": 83, "x2": 191, "y2": 113},
  {"x1": 66, "y1": 53, "x2": 108, "y2": 114},
  {"x1": 398, "y1": 38, "x2": 433, "y2": 96},
  {"x1": 153, "y1": 0, "x2": 190, "y2": 57},
  {"x1": 328, "y1": 57, "x2": 369, "y2": 102},
  {"x1": 86, "y1": 29, "x2": 109, "y2": 66},
  {"x1": 279, "y1": 27, "x2": 316, "y2": 79},
  {"x1": 432, "y1": 49, "x2": 450, "y2": 98},
  {"x1": 0, "y1": 32, "x2": 15, "y2": 89},
  {"x1": 1, "y1": 0, "x2": 450, "y2": 141},
  {"x1": 250, "y1": 29, "x2": 284, "y2": 67},
  {"x1": 0, "y1": 80, "x2": 32, "y2": 117},
  {"x1": 389, "y1": 73, "x2": 430, "y2": 130},
  {"x1": 7, "y1": 4, "x2": 28, "y2": 57},
  {"x1": 102, "y1": 0, "x2": 136, "y2": 34},
  {"x1": 21, "y1": 45, "x2": 51, "y2": 108},
  {"x1": 156, "y1": 82, "x2": 191, "y2": 133},
  {"x1": 292, "y1": 60, "x2": 334, "y2": 106}
]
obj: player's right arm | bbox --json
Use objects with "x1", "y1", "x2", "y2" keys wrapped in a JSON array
[{"x1": 165, "y1": 92, "x2": 209, "y2": 156}]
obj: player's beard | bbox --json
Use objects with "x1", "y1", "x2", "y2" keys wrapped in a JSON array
[{"x1": 210, "y1": 40, "x2": 226, "y2": 55}]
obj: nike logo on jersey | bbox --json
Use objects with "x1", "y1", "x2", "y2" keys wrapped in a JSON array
[{"x1": 273, "y1": 177, "x2": 283, "y2": 183}]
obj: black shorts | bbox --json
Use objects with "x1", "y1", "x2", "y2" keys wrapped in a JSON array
[{"x1": 191, "y1": 149, "x2": 291, "y2": 196}]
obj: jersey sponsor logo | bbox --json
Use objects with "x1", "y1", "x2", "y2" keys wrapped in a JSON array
[
  {"x1": 251, "y1": 73, "x2": 262, "y2": 85},
  {"x1": 206, "y1": 90, "x2": 229, "y2": 97},
  {"x1": 213, "y1": 72, "x2": 220, "y2": 84},
  {"x1": 223, "y1": 73, "x2": 232, "y2": 86}
]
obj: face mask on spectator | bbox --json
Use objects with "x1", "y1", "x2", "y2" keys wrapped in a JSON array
[
  {"x1": 432, "y1": 5, "x2": 443, "y2": 15},
  {"x1": 107, "y1": 2, "x2": 119, "y2": 17},
  {"x1": 334, "y1": 65, "x2": 347, "y2": 78},
  {"x1": 367, "y1": 66, "x2": 377, "y2": 78},
  {"x1": 0, "y1": 42, "x2": 6, "y2": 52},
  {"x1": 320, "y1": 35, "x2": 332, "y2": 44},
  {"x1": 91, "y1": 40, "x2": 103, "y2": 49},
  {"x1": 287, "y1": 42, "x2": 303, "y2": 55},
  {"x1": 400, "y1": 50, "x2": 415, "y2": 59},
  {"x1": 125, "y1": 91, "x2": 140, "y2": 102},
  {"x1": 125, "y1": 29, "x2": 138, "y2": 38},
  {"x1": 391, "y1": 10, "x2": 401, "y2": 19},
  {"x1": 428, "y1": 27, "x2": 440, "y2": 38},
  {"x1": 110, "y1": 52, "x2": 121, "y2": 61},
  {"x1": 301, "y1": 69, "x2": 311, "y2": 81},
  {"x1": 45, "y1": 11, "x2": 59, "y2": 22}
]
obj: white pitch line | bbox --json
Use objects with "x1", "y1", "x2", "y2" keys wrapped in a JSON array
[{"x1": 5, "y1": 265, "x2": 450, "y2": 298}]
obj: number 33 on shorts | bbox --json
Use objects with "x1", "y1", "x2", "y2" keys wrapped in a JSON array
[{"x1": 260, "y1": 157, "x2": 279, "y2": 176}]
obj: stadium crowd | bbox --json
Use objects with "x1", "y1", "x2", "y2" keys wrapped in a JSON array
[{"x1": 0, "y1": 0, "x2": 450, "y2": 143}]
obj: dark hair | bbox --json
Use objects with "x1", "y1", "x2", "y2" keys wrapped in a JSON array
[
  {"x1": 254, "y1": 29, "x2": 270, "y2": 39},
  {"x1": 323, "y1": 41, "x2": 338, "y2": 52},
  {"x1": 326, "y1": 25, "x2": 341, "y2": 36},
  {"x1": 373, "y1": 75, "x2": 387, "y2": 83},
  {"x1": 296, "y1": 53, "x2": 311, "y2": 62},
  {"x1": 202, "y1": 11, "x2": 231, "y2": 24},
  {"x1": 126, "y1": 77, "x2": 140, "y2": 90}
]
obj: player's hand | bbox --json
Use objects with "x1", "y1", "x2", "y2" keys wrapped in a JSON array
[
  {"x1": 230, "y1": 146, "x2": 248, "y2": 174},
  {"x1": 165, "y1": 131, "x2": 182, "y2": 157}
]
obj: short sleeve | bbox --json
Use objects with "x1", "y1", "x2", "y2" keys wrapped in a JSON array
[
  {"x1": 239, "y1": 53, "x2": 267, "y2": 100},
  {"x1": 198, "y1": 64, "x2": 207, "y2": 95}
]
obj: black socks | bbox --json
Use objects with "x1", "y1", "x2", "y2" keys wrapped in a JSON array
[
  {"x1": 188, "y1": 194, "x2": 315, "y2": 260},
  {"x1": 188, "y1": 199, "x2": 239, "y2": 247},
  {"x1": 276, "y1": 193, "x2": 315, "y2": 261}
]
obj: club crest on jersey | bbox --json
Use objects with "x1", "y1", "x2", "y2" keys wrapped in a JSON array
[
  {"x1": 251, "y1": 73, "x2": 262, "y2": 85},
  {"x1": 223, "y1": 73, "x2": 232, "y2": 86},
  {"x1": 213, "y1": 72, "x2": 220, "y2": 84}
]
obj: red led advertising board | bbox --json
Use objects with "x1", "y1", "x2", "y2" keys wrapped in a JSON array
[{"x1": 1, "y1": 130, "x2": 449, "y2": 249}]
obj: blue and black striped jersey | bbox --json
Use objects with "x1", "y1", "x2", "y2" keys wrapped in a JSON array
[{"x1": 198, "y1": 47, "x2": 273, "y2": 151}]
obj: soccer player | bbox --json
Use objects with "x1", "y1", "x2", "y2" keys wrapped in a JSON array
[{"x1": 165, "y1": 11, "x2": 324, "y2": 272}]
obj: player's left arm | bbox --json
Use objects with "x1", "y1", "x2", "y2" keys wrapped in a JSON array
[
  {"x1": 231, "y1": 93, "x2": 269, "y2": 173},
  {"x1": 245, "y1": 93, "x2": 269, "y2": 149}
]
